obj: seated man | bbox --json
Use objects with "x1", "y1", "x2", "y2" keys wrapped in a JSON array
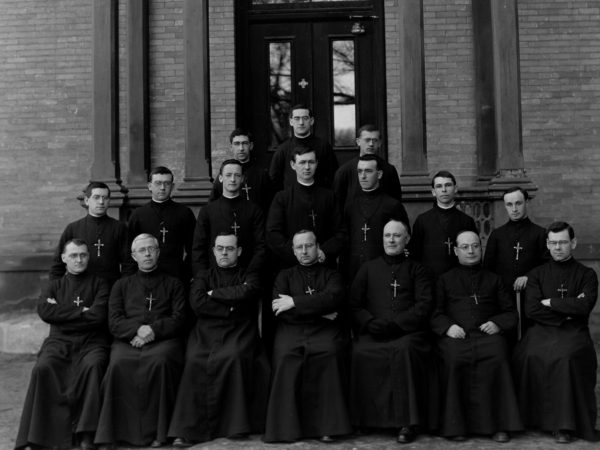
[
  {"x1": 431, "y1": 231, "x2": 522, "y2": 442},
  {"x1": 349, "y1": 219, "x2": 434, "y2": 444},
  {"x1": 15, "y1": 239, "x2": 110, "y2": 450},
  {"x1": 94, "y1": 234, "x2": 187, "y2": 449},
  {"x1": 513, "y1": 221, "x2": 598, "y2": 443},
  {"x1": 168, "y1": 233, "x2": 270, "y2": 446},
  {"x1": 263, "y1": 230, "x2": 352, "y2": 443}
]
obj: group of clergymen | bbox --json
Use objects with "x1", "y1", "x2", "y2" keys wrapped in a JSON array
[{"x1": 15, "y1": 104, "x2": 598, "y2": 450}]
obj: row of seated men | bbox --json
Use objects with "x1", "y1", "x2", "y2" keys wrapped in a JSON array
[{"x1": 15, "y1": 106, "x2": 598, "y2": 449}]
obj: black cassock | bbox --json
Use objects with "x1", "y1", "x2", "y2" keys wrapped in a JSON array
[
  {"x1": 209, "y1": 159, "x2": 274, "y2": 214},
  {"x1": 266, "y1": 182, "x2": 346, "y2": 269},
  {"x1": 408, "y1": 205, "x2": 477, "y2": 277},
  {"x1": 49, "y1": 214, "x2": 129, "y2": 286},
  {"x1": 268, "y1": 134, "x2": 338, "y2": 192},
  {"x1": 263, "y1": 264, "x2": 352, "y2": 442},
  {"x1": 168, "y1": 266, "x2": 270, "y2": 442},
  {"x1": 513, "y1": 257, "x2": 598, "y2": 441},
  {"x1": 94, "y1": 270, "x2": 187, "y2": 447},
  {"x1": 192, "y1": 195, "x2": 266, "y2": 276},
  {"x1": 432, "y1": 265, "x2": 522, "y2": 437},
  {"x1": 126, "y1": 199, "x2": 196, "y2": 282},
  {"x1": 333, "y1": 156, "x2": 403, "y2": 210},
  {"x1": 349, "y1": 254, "x2": 435, "y2": 430},
  {"x1": 15, "y1": 272, "x2": 110, "y2": 450},
  {"x1": 341, "y1": 188, "x2": 409, "y2": 282}
]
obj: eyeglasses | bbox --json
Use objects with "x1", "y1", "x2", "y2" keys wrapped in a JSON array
[
  {"x1": 134, "y1": 246, "x2": 159, "y2": 255},
  {"x1": 291, "y1": 116, "x2": 310, "y2": 122},
  {"x1": 547, "y1": 240, "x2": 571, "y2": 247},
  {"x1": 456, "y1": 243, "x2": 481, "y2": 251}
]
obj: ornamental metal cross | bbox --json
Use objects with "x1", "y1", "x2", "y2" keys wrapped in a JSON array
[
  {"x1": 309, "y1": 210, "x2": 317, "y2": 228},
  {"x1": 159, "y1": 226, "x2": 168, "y2": 243},
  {"x1": 470, "y1": 293, "x2": 479, "y2": 305},
  {"x1": 444, "y1": 238, "x2": 453, "y2": 255},
  {"x1": 305, "y1": 286, "x2": 315, "y2": 295},
  {"x1": 298, "y1": 78, "x2": 309, "y2": 89},
  {"x1": 361, "y1": 223, "x2": 370, "y2": 242},
  {"x1": 514, "y1": 242, "x2": 523, "y2": 261},
  {"x1": 231, "y1": 220, "x2": 240, "y2": 236},
  {"x1": 241, "y1": 183, "x2": 252, "y2": 200},
  {"x1": 557, "y1": 284, "x2": 568, "y2": 298},
  {"x1": 390, "y1": 279, "x2": 400, "y2": 298},
  {"x1": 94, "y1": 238, "x2": 104, "y2": 257},
  {"x1": 146, "y1": 293, "x2": 155, "y2": 311},
  {"x1": 73, "y1": 296, "x2": 83, "y2": 307}
]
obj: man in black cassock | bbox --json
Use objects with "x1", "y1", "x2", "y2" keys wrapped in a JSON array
[
  {"x1": 209, "y1": 128, "x2": 273, "y2": 213},
  {"x1": 341, "y1": 154, "x2": 409, "y2": 283},
  {"x1": 192, "y1": 159, "x2": 266, "y2": 276},
  {"x1": 268, "y1": 104, "x2": 338, "y2": 192},
  {"x1": 349, "y1": 219, "x2": 434, "y2": 444},
  {"x1": 94, "y1": 234, "x2": 187, "y2": 449},
  {"x1": 431, "y1": 230, "x2": 522, "y2": 443},
  {"x1": 266, "y1": 147, "x2": 345, "y2": 270},
  {"x1": 483, "y1": 186, "x2": 547, "y2": 339},
  {"x1": 513, "y1": 221, "x2": 598, "y2": 443},
  {"x1": 126, "y1": 166, "x2": 196, "y2": 283},
  {"x1": 168, "y1": 233, "x2": 270, "y2": 447},
  {"x1": 16, "y1": 239, "x2": 109, "y2": 450},
  {"x1": 49, "y1": 182, "x2": 129, "y2": 286},
  {"x1": 333, "y1": 124, "x2": 402, "y2": 210},
  {"x1": 408, "y1": 171, "x2": 477, "y2": 277},
  {"x1": 263, "y1": 230, "x2": 352, "y2": 443}
]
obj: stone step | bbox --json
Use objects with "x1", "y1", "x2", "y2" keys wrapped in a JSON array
[{"x1": 0, "y1": 312, "x2": 48, "y2": 354}]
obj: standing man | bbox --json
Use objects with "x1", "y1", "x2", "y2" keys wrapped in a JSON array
[
  {"x1": 341, "y1": 154, "x2": 409, "y2": 282},
  {"x1": 16, "y1": 239, "x2": 110, "y2": 450},
  {"x1": 168, "y1": 233, "x2": 270, "y2": 446},
  {"x1": 513, "y1": 222, "x2": 598, "y2": 443},
  {"x1": 95, "y1": 234, "x2": 187, "y2": 448},
  {"x1": 483, "y1": 186, "x2": 547, "y2": 338},
  {"x1": 431, "y1": 231, "x2": 522, "y2": 443},
  {"x1": 409, "y1": 171, "x2": 477, "y2": 277},
  {"x1": 209, "y1": 128, "x2": 273, "y2": 213},
  {"x1": 267, "y1": 147, "x2": 345, "y2": 270},
  {"x1": 269, "y1": 104, "x2": 338, "y2": 191},
  {"x1": 126, "y1": 166, "x2": 196, "y2": 283},
  {"x1": 49, "y1": 181, "x2": 129, "y2": 287},
  {"x1": 349, "y1": 219, "x2": 434, "y2": 444},
  {"x1": 263, "y1": 230, "x2": 352, "y2": 443},
  {"x1": 192, "y1": 159, "x2": 266, "y2": 277},
  {"x1": 333, "y1": 124, "x2": 402, "y2": 209}
]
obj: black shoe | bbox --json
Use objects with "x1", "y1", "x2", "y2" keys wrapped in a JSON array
[
  {"x1": 397, "y1": 427, "x2": 416, "y2": 444},
  {"x1": 492, "y1": 431, "x2": 510, "y2": 443},
  {"x1": 319, "y1": 435, "x2": 335, "y2": 443},
  {"x1": 173, "y1": 437, "x2": 193, "y2": 448},
  {"x1": 150, "y1": 439, "x2": 163, "y2": 448},
  {"x1": 554, "y1": 430, "x2": 571, "y2": 444}
]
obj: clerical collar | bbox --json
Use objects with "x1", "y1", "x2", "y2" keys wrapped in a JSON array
[
  {"x1": 553, "y1": 256, "x2": 573, "y2": 264},
  {"x1": 361, "y1": 186, "x2": 380, "y2": 194},
  {"x1": 297, "y1": 180, "x2": 315, "y2": 187},
  {"x1": 293, "y1": 133, "x2": 312, "y2": 140},
  {"x1": 436, "y1": 202, "x2": 455, "y2": 210},
  {"x1": 138, "y1": 267, "x2": 158, "y2": 274},
  {"x1": 87, "y1": 213, "x2": 107, "y2": 220},
  {"x1": 509, "y1": 216, "x2": 529, "y2": 224},
  {"x1": 382, "y1": 253, "x2": 405, "y2": 265},
  {"x1": 222, "y1": 193, "x2": 240, "y2": 200},
  {"x1": 152, "y1": 198, "x2": 171, "y2": 204}
]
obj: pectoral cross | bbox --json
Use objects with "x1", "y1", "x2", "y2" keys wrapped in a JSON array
[
  {"x1": 309, "y1": 209, "x2": 317, "y2": 228},
  {"x1": 73, "y1": 296, "x2": 83, "y2": 307},
  {"x1": 470, "y1": 293, "x2": 479, "y2": 305},
  {"x1": 390, "y1": 279, "x2": 400, "y2": 298},
  {"x1": 557, "y1": 284, "x2": 568, "y2": 299},
  {"x1": 146, "y1": 293, "x2": 155, "y2": 311},
  {"x1": 241, "y1": 183, "x2": 252, "y2": 200},
  {"x1": 94, "y1": 238, "x2": 104, "y2": 257},
  {"x1": 305, "y1": 286, "x2": 315, "y2": 295},
  {"x1": 231, "y1": 220, "x2": 240, "y2": 236},
  {"x1": 514, "y1": 241, "x2": 523, "y2": 261},
  {"x1": 159, "y1": 226, "x2": 168, "y2": 243},
  {"x1": 361, "y1": 223, "x2": 370, "y2": 242},
  {"x1": 444, "y1": 238, "x2": 453, "y2": 255}
]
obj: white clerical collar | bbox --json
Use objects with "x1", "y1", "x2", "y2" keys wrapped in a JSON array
[
  {"x1": 362, "y1": 186, "x2": 379, "y2": 193},
  {"x1": 152, "y1": 198, "x2": 170, "y2": 204},
  {"x1": 88, "y1": 212, "x2": 106, "y2": 218},
  {"x1": 297, "y1": 180, "x2": 315, "y2": 187},
  {"x1": 222, "y1": 193, "x2": 240, "y2": 199},
  {"x1": 436, "y1": 202, "x2": 455, "y2": 209},
  {"x1": 294, "y1": 132, "x2": 311, "y2": 139}
]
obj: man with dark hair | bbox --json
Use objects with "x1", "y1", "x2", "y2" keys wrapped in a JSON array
[
  {"x1": 432, "y1": 230, "x2": 522, "y2": 443},
  {"x1": 483, "y1": 186, "x2": 547, "y2": 339},
  {"x1": 16, "y1": 239, "x2": 110, "y2": 450},
  {"x1": 349, "y1": 219, "x2": 434, "y2": 444},
  {"x1": 268, "y1": 104, "x2": 338, "y2": 191},
  {"x1": 95, "y1": 234, "x2": 187, "y2": 449},
  {"x1": 169, "y1": 233, "x2": 270, "y2": 446},
  {"x1": 513, "y1": 221, "x2": 598, "y2": 443},
  {"x1": 209, "y1": 128, "x2": 273, "y2": 213},
  {"x1": 192, "y1": 159, "x2": 266, "y2": 277},
  {"x1": 341, "y1": 154, "x2": 409, "y2": 282},
  {"x1": 126, "y1": 166, "x2": 196, "y2": 283},
  {"x1": 263, "y1": 230, "x2": 351, "y2": 443},
  {"x1": 333, "y1": 124, "x2": 402, "y2": 209},
  {"x1": 50, "y1": 181, "x2": 129, "y2": 286},
  {"x1": 266, "y1": 147, "x2": 345, "y2": 270},
  {"x1": 409, "y1": 171, "x2": 477, "y2": 277}
]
